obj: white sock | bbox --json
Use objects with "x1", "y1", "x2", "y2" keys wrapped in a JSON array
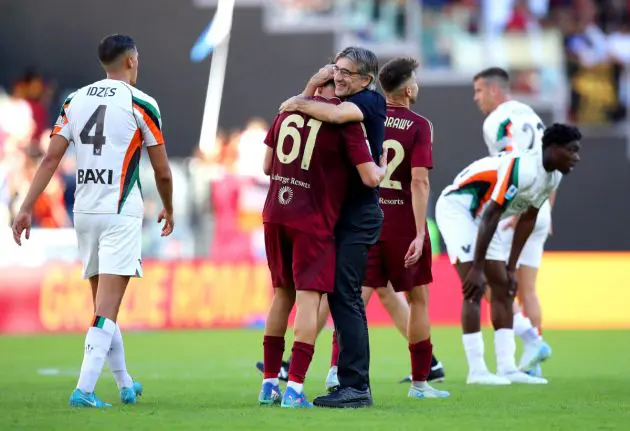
[
  {"x1": 494, "y1": 328, "x2": 518, "y2": 375},
  {"x1": 107, "y1": 324, "x2": 134, "y2": 389},
  {"x1": 263, "y1": 378, "x2": 279, "y2": 386},
  {"x1": 513, "y1": 312, "x2": 541, "y2": 345},
  {"x1": 287, "y1": 381, "x2": 303, "y2": 394},
  {"x1": 462, "y1": 332, "x2": 489, "y2": 375},
  {"x1": 77, "y1": 316, "x2": 116, "y2": 393}
]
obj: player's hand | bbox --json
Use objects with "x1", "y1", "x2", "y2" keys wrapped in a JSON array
[
  {"x1": 502, "y1": 215, "x2": 519, "y2": 231},
  {"x1": 157, "y1": 209, "x2": 174, "y2": 237},
  {"x1": 11, "y1": 210, "x2": 32, "y2": 246},
  {"x1": 376, "y1": 148, "x2": 388, "y2": 182},
  {"x1": 404, "y1": 234, "x2": 424, "y2": 268},
  {"x1": 462, "y1": 266, "x2": 486, "y2": 303},
  {"x1": 379, "y1": 148, "x2": 388, "y2": 169},
  {"x1": 548, "y1": 220, "x2": 553, "y2": 237},
  {"x1": 506, "y1": 268, "x2": 518, "y2": 298},
  {"x1": 309, "y1": 64, "x2": 335, "y2": 87},
  {"x1": 279, "y1": 95, "x2": 303, "y2": 113}
]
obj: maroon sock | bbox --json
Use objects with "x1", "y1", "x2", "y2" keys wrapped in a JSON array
[
  {"x1": 330, "y1": 331, "x2": 340, "y2": 367},
  {"x1": 409, "y1": 338, "x2": 433, "y2": 382},
  {"x1": 263, "y1": 335, "x2": 285, "y2": 379},
  {"x1": 288, "y1": 341, "x2": 315, "y2": 384}
]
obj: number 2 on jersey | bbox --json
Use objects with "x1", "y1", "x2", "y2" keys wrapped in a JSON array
[
  {"x1": 276, "y1": 114, "x2": 322, "y2": 170},
  {"x1": 522, "y1": 122, "x2": 544, "y2": 149},
  {"x1": 380, "y1": 139, "x2": 404, "y2": 190},
  {"x1": 80, "y1": 105, "x2": 107, "y2": 156}
]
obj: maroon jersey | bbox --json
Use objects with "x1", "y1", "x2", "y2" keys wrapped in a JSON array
[
  {"x1": 379, "y1": 106, "x2": 433, "y2": 239},
  {"x1": 263, "y1": 97, "x2": 373, "y2": 239}
]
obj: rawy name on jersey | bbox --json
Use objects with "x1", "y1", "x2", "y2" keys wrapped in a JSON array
[{"x1": 385, "y1": 116, "x2": 414, "y2": 131}]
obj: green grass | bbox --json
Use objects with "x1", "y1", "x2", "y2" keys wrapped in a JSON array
[{"x1": 1, "y1": 327, "x2": 629, "y2": 430}]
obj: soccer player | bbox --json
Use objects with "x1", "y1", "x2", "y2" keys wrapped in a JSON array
[
  {"x1": 435, "y1": 124, "x2": 581, "y2": 385},
  {"x1": 11, "y1": 34, "x2": 174, "y2": 407},
  {"x1": 255, "y1": 289, "x2": 446, "y2": 388},
  {"x1": 323, "y1": 287, "x2": 447, "y2": 390},
  {"x1": 358, "y1": 57, "x2": 448, "y2": 398},
  {"x1": 323, "y1": 58, "x2": 449, "y2": 397},
  {"x1": 259, "y1": 79, "x2": 386, "y2": 408},
  {"x1": 280, "y1": 47, "x2": 386, "y2": 408},
  {"x1": 473, "y1": 67, "x2": 553, "y2": 375}
]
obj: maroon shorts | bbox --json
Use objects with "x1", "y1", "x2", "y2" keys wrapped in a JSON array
[
  {"x1": 363, "y1": 231, "x2": 433, "y2": 292},
  {"x1": 264, "y1": 223, "x2": 335, "y2": 293}
]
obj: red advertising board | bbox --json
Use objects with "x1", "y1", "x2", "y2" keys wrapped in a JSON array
[
  {"x1": 2, "y1": 252, "x2": 629, "y2": 333},
  {"x1": 0, "y1": 256, "x2": 468, "y2": 334}
]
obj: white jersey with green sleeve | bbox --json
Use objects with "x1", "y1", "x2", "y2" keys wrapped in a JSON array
[
  {"x1": 482, "y1": 100, "x2": 546, "y2": 156},
  {"x1": 490, "y1": 150, "x2": 562, "y2": 219},
  {"x1": 52, "y1": 78, "x2": 164, "y2": 218}
]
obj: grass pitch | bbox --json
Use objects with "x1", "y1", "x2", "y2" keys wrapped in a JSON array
[{"x1": 1, "y1": 327, "x2": 628, "y2": 430}]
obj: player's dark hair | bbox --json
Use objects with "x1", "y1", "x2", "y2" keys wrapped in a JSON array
[
  {"x1": 542, "y1": 123, "x2": 582, "y2": 148},
  {"x1": 322, "y1": 79, "x2": 335, "y2": 89},
  {"x1": 335, "y1": 46, "x2": 379, "y2": 91},
  {"x1": 98, "y1": 34, "x2": 136, "y2": 65},
  {"x1": 473, "y1": 67, "x2": 510, "y2": 89},
  {"x1": 378, "y1": 57, "x2": 419, "y2": 93}
]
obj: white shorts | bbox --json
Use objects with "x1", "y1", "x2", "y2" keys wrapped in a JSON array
[
  {"x1": 498, "y1": 200, "x2": 551, "y2": 268},
  {"x1": 74, "y1": 213, "x2": 143, "y2": 279},
  {"x1": 435, "y1": 193, "x2": 507, "y2": 265}
]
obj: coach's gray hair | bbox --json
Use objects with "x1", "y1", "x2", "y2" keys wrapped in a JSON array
[{"x1": 335, "y1": 46, "x2": 379, "y2": 91}]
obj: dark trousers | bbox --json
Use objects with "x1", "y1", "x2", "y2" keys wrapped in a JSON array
[{"x1": 328, "y1": 203, "x2": 382, "y2": 391}]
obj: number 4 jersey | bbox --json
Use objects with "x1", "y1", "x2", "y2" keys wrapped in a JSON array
[
  {"x1": 483, "y1": 100, "x2": 545, "y2": 155},
  {"x1": 379, "y1": 106, "x2": 433, "y2": 239},
  {"x1": 52, "y1": 78, "x2": 164, "y2": 218}
]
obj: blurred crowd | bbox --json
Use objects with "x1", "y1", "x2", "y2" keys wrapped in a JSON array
[
  {"x1": 0, "y1": 68, "x2": 74, "y2": 231},
  {"x1": 275, "y1": 0, "x2": 630, "y2": 122},
  {"x1": 2, "y1": 0, "x2": 629, "y2": 260}
]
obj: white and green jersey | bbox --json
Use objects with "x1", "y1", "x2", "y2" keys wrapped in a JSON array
[
  {"x1": 482, "y1": 100, "x2": 545, "y2": 156},
  {"x1": 442, "y1": 150, "x2": 561, "y2": 220},
  {"x1": 52, "y1": 78, "x2": 164, "y2": 217}
]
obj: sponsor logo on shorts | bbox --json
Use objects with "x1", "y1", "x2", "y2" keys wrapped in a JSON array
[
  {"x1": 278, "y1": 186, "x2": 293, "y2": 205},
  {"x1": 511, "y1": 200, "x2": 528, "y2": 212},
  {"x1": 461, "y1": 244, "x2": 471, "y2": 253}
]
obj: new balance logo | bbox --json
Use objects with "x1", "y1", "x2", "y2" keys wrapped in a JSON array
[{"x1": 461, "y1": 245, "x2": 471, "y2": 253}]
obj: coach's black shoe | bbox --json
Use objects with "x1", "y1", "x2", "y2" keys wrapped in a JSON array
[
  {"x1": 255, "y1": 359, "x2": 290, "y2": 382},
  {"x1": 398, "y1": 361, "x2": 446, "y2": 383},
  {"x1": 313, "y1": 387, "x2": 373, "y2": 408}
]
